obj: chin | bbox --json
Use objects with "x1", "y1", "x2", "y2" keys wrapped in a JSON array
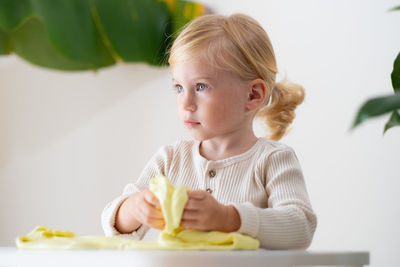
[{"x1": 188, "y1": 132, "x2": 209, "y2": 142}]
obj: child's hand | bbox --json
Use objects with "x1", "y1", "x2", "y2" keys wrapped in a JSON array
[
  {"x1": 126, "y1": 189, "x2": 165, "y2": 230},
  {"x1": 180, "y1": 190, "x2": 241, "y2": 232}
]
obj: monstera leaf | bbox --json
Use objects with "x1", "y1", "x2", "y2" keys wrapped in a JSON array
[{"x1": 0, "y1": 0, "x2": 205, "y2": 70}]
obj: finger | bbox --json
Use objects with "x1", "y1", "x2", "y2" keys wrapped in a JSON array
[
  {"x1": 140, "y1": 203, "x2": 164, "y2": 220},
  {"x1": 181, "y1": 209, "x2": 200, "y2": 220},
  {"x1": 147, "y1": 218, "x2": 165, "y2": 230},
  {"x1": 184, "y1": 198, "x2": 203, "y2": 211},
  {"x1": 187, "y1": 190, "x2": 207, "y2": 200},
  {"x1": 136, "y1": 206, "x2": 165, "y2": 227},
  {"x1": 180, "y1": 219, "x2": 198, "y2": 229},
  {"x1": 152, "y1": 223, "x2": 165, "y2": 231},
  {"x1": 151, "y1": 218, "x2": 165, "y2": 230},
  {"x1": 144, "y1": 190, "x2": 161, "y2": 207}
]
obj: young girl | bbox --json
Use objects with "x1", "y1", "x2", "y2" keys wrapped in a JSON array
[{"x1": 102, "y1": 13, "x2": 317, "y2": 249}]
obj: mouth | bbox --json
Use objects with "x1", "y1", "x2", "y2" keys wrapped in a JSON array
[{"x1": 184, "y1": 120, "x2": 201, "y2": 127}]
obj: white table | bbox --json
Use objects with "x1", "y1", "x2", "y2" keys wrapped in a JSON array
[{"x1": 0, "y1": 247, "x2": 369, "y2": 267}]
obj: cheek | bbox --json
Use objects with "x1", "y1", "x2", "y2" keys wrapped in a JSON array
[
  {"x1": 176, "y1": 103, "x2": 183, "y2": 119},
  {"x1": 209, "y1": 95, "x2": 245, "y2": 117},
  {"x1": 203, "y1": 102, "x2": 230, "y2": 123},
  {"x1": 176, "y1": 96, "x2": 183, "y2": 112}
]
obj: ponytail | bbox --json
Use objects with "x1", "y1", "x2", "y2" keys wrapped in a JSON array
[{"x1": 256, "y1": 78, "x2": 305, "y2": 141}]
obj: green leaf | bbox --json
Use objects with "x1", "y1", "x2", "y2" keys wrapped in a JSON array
[
  {"x1": 383, "y1": 110, "x2": 400, "y2": 134},
  {"x1": 0, "y1": 0, "x2": 32, "y2": 31},
  {"x1": 0, "y1": 28, "x2": 10, "y2": 54},
  {"x1": 165, "y1": 0, "x2": 206, "y2": 33},
  {"x1": 391, "y1": 52, "x2": 400, "y2": 92},
  {"x1": 389, "y1": 6, "x2": 400, "y2": 12},
  {"x1": 352, "y1": 93, "x2": 400, "y2": 128},
  {"x1": 92, "y1": 0, "x2": 172, "y2": 65},
  {"x1": 30, "y1": 0, "x2": 114, "y2": 68},
  {"x1": 0, "y1": 0, "x2": 205, "y2": 70},
  {"x1": 12, "y1": 16, "x2": 98, "y2": 70}
]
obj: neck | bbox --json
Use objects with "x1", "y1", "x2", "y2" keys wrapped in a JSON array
[{"x1": 199, "y1": 128, "x2": 258, "y2": 161}]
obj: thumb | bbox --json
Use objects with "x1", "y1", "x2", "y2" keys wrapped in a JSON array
[{"x1": 144, "y1": 190, "x2": 161, "y2": 207}]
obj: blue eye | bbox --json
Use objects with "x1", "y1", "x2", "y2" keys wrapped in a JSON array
[
  {"x1": 196, "y1": 83, "x2": 208, "y2": 91},
  {"x1": 174, "y1": 84, "x2": 184, "y2": 93}
]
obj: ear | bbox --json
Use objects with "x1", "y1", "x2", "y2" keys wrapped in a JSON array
[{"x1": 245, "y1": 79, "x2": 267, "y2": 111}]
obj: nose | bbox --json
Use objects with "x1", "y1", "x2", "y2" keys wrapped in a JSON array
[{"x1": 181, "y1": 91, "x2": 197, "y2": 112}]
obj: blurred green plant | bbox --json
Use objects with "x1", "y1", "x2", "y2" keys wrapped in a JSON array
[
  {"x1": 352, "y1": 6, "x2": 400, "y2": 134},
  {"x1": 0, "y1": 0, "x2": 205, "y2": 70}
]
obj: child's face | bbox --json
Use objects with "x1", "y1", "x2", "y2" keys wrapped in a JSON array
[{"x1": 171, "y1": 55, "x2": 251, "y2": 142}]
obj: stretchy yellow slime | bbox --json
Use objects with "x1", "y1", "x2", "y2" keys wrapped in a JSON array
[
  {"x1": 149, "y1": 175, "x2": 188, "y2": 235},
  {"x1": 16, "y1": 175, "x2": 259, "y2": 250}
]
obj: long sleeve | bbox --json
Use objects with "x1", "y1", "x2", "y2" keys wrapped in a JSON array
[
  {"x1": 101, "y1": 138, "x2": 316, "y2": 247},
  {"x1": 101, "y1": 145, "x2": 174, "y2": 239},
  {"x1": 101, "y1": 183, "x2": 149, "y2": 239},
  {"x1": 231, "y1": 148, "x2": 317, "y2": 249}
]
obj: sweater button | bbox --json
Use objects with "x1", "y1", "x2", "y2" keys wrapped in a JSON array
[
  {"x1": 206, "y1": 188, "x2": 213, "y2": 194},
  {"x1": 208, "y1": 170, "x2": 216, "y2": 178}
]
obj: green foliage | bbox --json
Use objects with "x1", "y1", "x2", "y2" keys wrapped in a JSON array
[
  {"x1": 352, "y1": 8, "x2": 400, "y2": 134},
  {"x1": 0, "y1": 0, "x2": 204, "y2": 70},
  {"x1": 352, "y1": 52, "x2": 400, "y2": 133},
  {"x1": 391, "y1": 52, "x2": 400, "y2": 92},
  {"x1": 0, "y1": 28, "x2": 9, "y2": 54},
  {"x1": 0, "y1": 0, "x2": 32, "y2": 31},
  {"x1": 353, "y1": 93, "x2": 400, "y2": 129},
  {"x1": 389, "y1": 6, "x2": 400, "y2": 11},
  {"x1": 384, "y1": 110, "x2": 400, "y2": 133}
]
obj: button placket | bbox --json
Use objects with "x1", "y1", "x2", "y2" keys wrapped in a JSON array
[{"x1": 204, "y1": 163, "x2": 217, "y2": 195}]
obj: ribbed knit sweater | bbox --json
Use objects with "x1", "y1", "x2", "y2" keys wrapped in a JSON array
[{"x1": 101, "y1": 138, "x2": 317, "y2": 249}]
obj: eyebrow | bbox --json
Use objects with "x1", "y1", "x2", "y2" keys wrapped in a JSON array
[{"x1": 172, "y1": 76, "x2": 215, "y2": 83}]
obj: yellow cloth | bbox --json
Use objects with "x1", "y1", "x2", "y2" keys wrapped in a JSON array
[{"x1": 16, "y1": 175, "x2": 259, "y2": 250}]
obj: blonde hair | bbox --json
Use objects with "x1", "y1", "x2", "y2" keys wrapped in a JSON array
[{"x1": 168, "y1": 13, "x2": 304, "y2": 141}]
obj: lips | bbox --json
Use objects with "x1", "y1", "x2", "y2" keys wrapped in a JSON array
[{"x1": 184, "y1": 120, "x2": 201, "y2": 127}]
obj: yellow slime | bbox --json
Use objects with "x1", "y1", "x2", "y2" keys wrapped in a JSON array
[{"x1": 16, "y1": 175, "x2": 259, "y2": 250}]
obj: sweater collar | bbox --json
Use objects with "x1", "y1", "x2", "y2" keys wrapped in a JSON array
[{"x1": 193, "y1": 138, "x2": 264, "y2": 168}]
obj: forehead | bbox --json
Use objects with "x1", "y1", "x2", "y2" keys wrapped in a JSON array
[{"x1": 171, "y1": 55, "x2": 218, "y2": 81}]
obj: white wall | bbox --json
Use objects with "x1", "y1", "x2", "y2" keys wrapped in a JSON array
[{"x1": 1, "y1": 0, "x2": 399, "y2": 266}]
